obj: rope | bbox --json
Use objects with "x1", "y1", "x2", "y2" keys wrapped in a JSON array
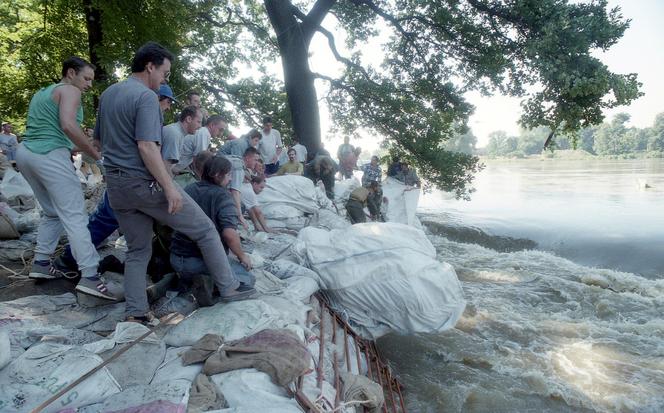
[{"x1": 29, "y1": 312, "x2": 181, "y2": 413}]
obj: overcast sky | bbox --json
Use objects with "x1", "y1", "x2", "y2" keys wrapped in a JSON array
[{"x1": 463, "y1": 0, "x2": 664, "y2": 147}]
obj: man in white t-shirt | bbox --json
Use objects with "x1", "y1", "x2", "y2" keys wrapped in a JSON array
[
  {"x1": 258, "y1": 116, "x2": 283, "y2": 175},
  {"x1": 292, "y1": 136, "x2": 308, "y2": 164},
  {"x1": 240, "y1": 174, "x2": 275, "y2": 233}
]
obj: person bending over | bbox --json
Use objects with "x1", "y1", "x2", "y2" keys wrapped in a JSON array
[
  {"x1": 241, "y1": 175, "x2": 276, "y2": 233},
  {"x1": 170, "y1": 156, "x2": 256, "y2": 305}
]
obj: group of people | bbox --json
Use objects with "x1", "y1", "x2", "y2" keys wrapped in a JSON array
[{"x1": 9, "y1": 41, "x2": 421, "y2": 324}]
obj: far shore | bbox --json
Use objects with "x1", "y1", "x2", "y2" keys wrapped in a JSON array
[{"x1": 476, "y1": 149, "x2": 664, "y2": 162}]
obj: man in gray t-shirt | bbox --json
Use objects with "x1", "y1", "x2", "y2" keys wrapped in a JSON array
[
  {"x1": 160, "y1": 106, "x2": 201, "y2": 172},
  {"x1": 96, "y1": 76, "x2": 162, "y2": 180},
  {"x1": 97, "y1": 42, "x2": 254, "y2": 322}
]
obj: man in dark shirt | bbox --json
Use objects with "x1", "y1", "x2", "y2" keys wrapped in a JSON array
[{"x1": 170, "y1": 156, "x2": 255, "y2": 305}]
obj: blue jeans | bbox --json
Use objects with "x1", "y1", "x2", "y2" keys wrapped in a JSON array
[
  {"x1": 59, "y1": 191, "x2": 119, "y2": 270},
  {"x1": 264, "y1": 162, "x2": 280, "y2": 175},
  {"x1": 170, "y1": 253, "x2": 255, "y2": 289}
]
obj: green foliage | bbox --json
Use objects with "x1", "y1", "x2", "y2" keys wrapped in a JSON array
[
  {"x1": 485, "y1": 112, "x2": 663, "y2": 158},
  {"x1": 0, "y1": 0, "x2": 643, "y2": 199}
]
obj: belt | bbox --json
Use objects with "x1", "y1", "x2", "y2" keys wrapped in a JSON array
[{"x1": 105, "y1": 169, "x2": 136, "y2": 177}]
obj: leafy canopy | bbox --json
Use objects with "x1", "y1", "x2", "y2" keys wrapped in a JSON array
[{"x1": 0, "y1": 0, "x2": 642, "y2": 199}]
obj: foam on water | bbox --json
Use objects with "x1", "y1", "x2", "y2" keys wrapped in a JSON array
[{"x1": 378, "y1": 233, "x2": 664, "y2": 413}]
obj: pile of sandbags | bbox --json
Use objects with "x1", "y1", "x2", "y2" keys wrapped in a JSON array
[{"x1": 294, "y1": 222, "x2": 466, "y2": 339}]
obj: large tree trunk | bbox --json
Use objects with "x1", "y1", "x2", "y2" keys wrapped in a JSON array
[
  {"x1": 82, "y1": 0, "x2": 106, "y2": 109},
  {"x1": 264, "y1": 0, "x2": 322, "y2": 156}
]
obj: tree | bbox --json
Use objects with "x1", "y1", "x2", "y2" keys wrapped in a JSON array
[
  {"x1": 445, "y1": 128, "x2": 477, "y2": 155},
  {"x1": 250, "y1": 0, "x2": 641, "y2": 198},
  {"x1": 0, "y1": 0, "x2": 643, "y2": 198},
  {"x1": 647, "y1": 112, "x2": 664, "y2": 152},
  {"x1": 593, "y1": 112, "x2": 635, "y2": 155}
]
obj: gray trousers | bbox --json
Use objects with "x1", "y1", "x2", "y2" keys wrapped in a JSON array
[
  {"x1": 15, "y1": 144, "x2": 99, "y2": 277},
  {"x1": 105, "y1": 174, "x2": 239, "y2": 317}
]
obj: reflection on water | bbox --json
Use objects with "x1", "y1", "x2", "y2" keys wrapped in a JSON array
[
  {"x1": 378, "y1": 159, "x2": 664, "y2": 412},
  {"x1": 418, "y1": 158, "x2": 664, "y2": 278}
]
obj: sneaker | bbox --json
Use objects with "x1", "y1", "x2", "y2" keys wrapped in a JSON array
[
  {"x1": 28, "y1": 261, "x2": 63, "y2": 280},
  {"x1": 75, "y1": 276, "x2": 118, "y2": 301},
  {"x1": 220, "y1": 284, "x2": 257, "y2": 302},
  {"x1": 125, "y1": 312, "x2": 159, "y2": 327}
]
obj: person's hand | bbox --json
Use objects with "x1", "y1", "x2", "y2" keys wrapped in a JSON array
[
  {"x1": 240, "y1": 254, "x2": 252, "y2": 271},
  {"x1": 165, "y1": 186, "x2": 183, "y2": 214},
  {"x1": 239, "y1": 215, "x2": 249, "y2": 231},
  {"x1": 270, "y1": 155, "x2": 278, "y2": 164}
]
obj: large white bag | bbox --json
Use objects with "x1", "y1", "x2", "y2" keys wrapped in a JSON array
[
  {"x1": 258, "y1": 175, "x2": 319, "y2": 213},
  {"x1": 381, "y1": 177, "x2": 420, "y2": 226},
  {"x1": 0, "y1": 342, "x2": 121, "y2": 413},
  {"x1": 294, "y1": 222, "x2": 466, "y2": 339}
]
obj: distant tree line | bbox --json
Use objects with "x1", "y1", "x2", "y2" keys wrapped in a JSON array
[{"x1": 483, "y1": 112, "x2": 664, "y2": 157}]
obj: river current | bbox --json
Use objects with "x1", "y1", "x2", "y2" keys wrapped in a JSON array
[{"x1": 378, "y1": 159, "x2": 664, "y2": 412}]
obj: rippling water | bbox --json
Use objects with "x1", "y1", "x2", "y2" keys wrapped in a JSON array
[{"x1": 378, "y1": 159, "x2": 664, "y2": 412}]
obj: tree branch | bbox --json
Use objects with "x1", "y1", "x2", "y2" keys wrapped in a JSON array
[{"x1": 302, "y1": 0, "x2": 336, "y2": 45}]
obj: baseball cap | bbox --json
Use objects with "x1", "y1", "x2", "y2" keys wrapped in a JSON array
[{"x1": 158, "y1": 84, "x2": 178, "y2": 104}]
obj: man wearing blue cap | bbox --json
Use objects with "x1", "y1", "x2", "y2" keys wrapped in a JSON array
[{"x1": 158, "y1": 84, "x2": 177, "y2": 113}]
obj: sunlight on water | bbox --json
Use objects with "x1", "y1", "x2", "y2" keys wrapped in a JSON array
[{"x1": 378, "y1": 231, "x2": 664, "y2": 413}]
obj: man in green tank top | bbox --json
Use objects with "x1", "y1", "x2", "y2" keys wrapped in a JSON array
[{"x1": 15, "y1": 56, "x2": 117, "y2": 301}]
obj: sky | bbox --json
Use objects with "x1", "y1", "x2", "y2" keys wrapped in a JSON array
[
  {"x1": 300, "y1": 0, "x2": 664, "y2": 152},
  {"x1": 465, "y1": 0, "x2": 664, "y2": 147},
  {"x1": 229, "y1": 1, "x2": 664, "y2": 152}
]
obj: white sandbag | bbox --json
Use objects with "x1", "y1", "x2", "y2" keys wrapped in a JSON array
[
  {"x1": 283, "y1": 276, "x2": 319, "y2": 302},
  {"x1": 312, "y1": 209, "x2": 350, "y2": 230},
  {"x1": 0, "y1": 169, "x2": 34, "y2": 201},
  {"x1": 210, "y1": 369, "x2": 301, "y2": 412},
  {"x1": 0, "y1": 293, "x2": 111, "y2": 348},
  {"x1": 314, "y1": 185, "x2": 335, "y2": 210},
  {"x1": 265, "y1": 216, "x2": 310, "y2": 231},
  {"x1": 265, "y1": 259, "x2": 322, "y2": 284},
  {"x1": 78, "y1": 379, "x2": 190, "y2": 413},
  {"x1": 261, "y1": 203, "x2": 305, "y2": 220},
  {"x1": 333, "y1": 177, "x2": 361, "y2": 203},
  {"x1": 151, "y1": 346, "x2": 202, "y2": 384},
  {"x1": 84, "y1": 322, "x2": 166, "y2": 388},
  {"x1": 0, "y1": 239, "x2": 33, "y2": 261},
  {"x1": 381, "y1": 177, "x2": 420, "y2": 226},
  {"x1": 258, "y1": 175, "x2": 319, "y2": 213},
  {"x1": 251, "y1": 233, "x2": 298, "y2": 261},
  {"x1": 0, "y1": 342, "x2": 120, "y2": 413},
  {"x1": 164, "y1": 300, "x2": 289, "y2": 347},
  {"x1": 0, "y1": 331, "x2": 10, "y2": 371},
  {"x1": 295, "y1": 223, "x2": 466, "y2": 339}
]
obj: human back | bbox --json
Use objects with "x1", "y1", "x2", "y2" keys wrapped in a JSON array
[{"x1": 96, "y1": 76, "x2": 162, "y2": 179}]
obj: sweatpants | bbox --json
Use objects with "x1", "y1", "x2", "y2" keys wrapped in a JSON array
[
  {"x1": 105, "y1": 173, "x2": 239, "y2": 317},
  {"x1": 15, "y1": 144, "x2": 99, "y2": 277}
]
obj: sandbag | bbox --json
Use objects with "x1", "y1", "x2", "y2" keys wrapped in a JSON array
[
  {"x1": 312, "y1": 209, "x2": 350, "y2": 230},
  {"x1": 334, "y1": 178, "x2": 361, "y2": 203},
  {"x1": 151, "y1": 346, "x2": 202, "y2": 385},
  {"x1": 258, "y1": 175, "x2": 319, "y2": 213},
  {"x1": 265, "y1": 259, "x2": 321, "y2": 283},
  {"x1": 164, "y1": 300, "x2": 289, "y2": 347},
  {"x1": 0, "y1": 293, "x2": 112, "y2": 349},
  {"x1": 0, "y1": 239, "x2": 33, "y2": 262},
  {"x1": 84, "y1": 322, "x2": 166, "y2": 388},
  {"x1": 78, "y1": 379, "x2": 191, "y2": 413},
  {"x1": 210, "y1": 369, "x2": 301, "y2": 412},
  {"x1": 294, "y1": 222, "x2": 466, "y2": 339},
  {"x1": 0, "y1": 342, "x2": 121, "y2": 413},
  {"x1": 381, "y1": 177, "x2": 420, "y2": 226},
  {"x1": 0, "y1": 169, "x2": 34, "y2": 202}
]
